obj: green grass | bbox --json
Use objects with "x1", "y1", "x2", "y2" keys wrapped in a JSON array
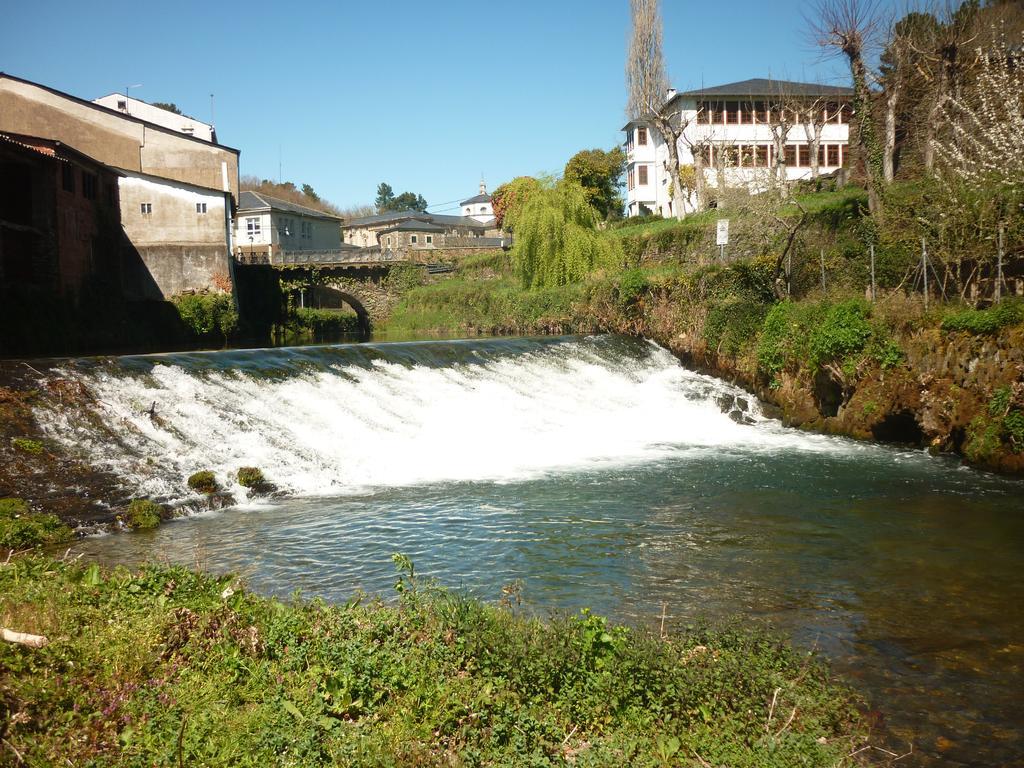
[
  {"x1": 0, "y1": 498, "x2": 72, "y2": 552},
  {"x1": 0, "y1": 555, "x2": 868, "y2": 766}
]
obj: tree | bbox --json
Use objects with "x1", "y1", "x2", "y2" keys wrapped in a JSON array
[
  {"x1": 511, "y1": 181, "x2": 619, "y2": 289},
  {"x1": 151, "y1": 102, "x2": 182, "y2": 115},
  {"x1": 391, "y1": 191, "x2": 429, "y2": 212},
  {"x1": 811, "y1": 0, "x2": 887, "y2": 219},
  {"x1": 301, "y1": 183, "x2": 320, "y2": 202},
  {"x1": 799, "y1": 95, "x2": 830, "y2": 181},
  {"x1": 563, "y1": 147, "x2": 626, "y2": 220},
  {"x1": 626, "y1": 0, "x2": 687, "y2": 220},
  {"x1": 375, "y1": 183, "x2": 395, "y2": 212},
  {"x1": 492, "y1": 176, "x2": 542, "y2": 231}
]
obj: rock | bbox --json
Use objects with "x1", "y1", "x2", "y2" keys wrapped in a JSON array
[{"x1": 187, "y1": 471, "x2": 219, "y2": 494}]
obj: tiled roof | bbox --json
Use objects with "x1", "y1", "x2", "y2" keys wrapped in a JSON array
[
  {"x1": 378, "y1": 220, "x2": 446, "y2": 234},
  {"x1": 459, "y1": 194, "x2": 491, "y2": 205},
  {"x1": 0, "y1": 131, "x2": 122, "y2": 174},
  {"x1": 238, "y1": 191, "x2": 342, "y2": 221},
  {"x1": 343, "y1": 209, "x2": 488, "y2": 230}
]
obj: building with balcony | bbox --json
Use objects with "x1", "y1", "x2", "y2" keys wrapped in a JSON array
[{"x1": 624, "y1": 78, "x2": 854, "y2": 218}]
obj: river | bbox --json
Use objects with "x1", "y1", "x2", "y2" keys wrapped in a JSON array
[{"x1": 29, "y1": 335, "x2": 1024, "y2": 767}]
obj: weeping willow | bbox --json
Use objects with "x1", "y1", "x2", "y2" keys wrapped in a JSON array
[{"x1": 511, "y1": 181, "x2": 619, "y2": 290}]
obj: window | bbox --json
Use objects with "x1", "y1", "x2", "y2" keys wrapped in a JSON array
[
  {"x1": 725, "y1": 101, "x2": 739, "y2": 124},
  {"x1": 246, "y1": 216, "x2": 261, "y2": 237},
  {"x1": 117, "y1": 99, "x2": 127, "y2": 111},
  {"x1": 82, "y1": 172, "x2": 97, "y2": 200},
  {"x1": 637, "y1": 126, "x2": 647, "y2": 145},
  {"x1": 638, "y1": 165, "x2": 648, "y2": 185},
  {"x1": 757, "y1": 145, "x2": 770, "y2": 166},
  {"x1": 627, "y1": 167, "x2": 635, "y2": 190},
  {"x1": 697, "y1": 102, "x2": 709, "y2": 124},
  {"x1": 196, "y1": 202, "x2": 207, "y2": 214},
  {"x1": 797, "y1": 145, "x2": 810, "y2": 167},
  {"x1": 426, "y1": 235, "x2": 433, "y2": 244},
  {"x1": 784, "y1": 145, "x2": 797, "y2": 167},
  {"x1": 62, "y1": 163, "x2": 75, "y2": 193},
  {"x1": 386, "y1": 236, "x2": 392, "y2": 246},
  {"x1": 411, "y1": 235, "x2": 418, "y2": 244},
  {"x1": 755, "y1": 102, "x2": 768, "y2": 123},
  {"x1": 827, "y1": 144, "x2": 840, "y2": 167},
  {"x1": 140, "y1": 202, "x2": 153, "y2": 214}
]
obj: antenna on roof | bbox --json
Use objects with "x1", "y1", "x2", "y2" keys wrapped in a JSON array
[
  {"x1": 210, "y1": 93, "x2": 215, "y2": 128},
  {"x1": 124, "y1": 83, "x2": 142, "y2": 115}
]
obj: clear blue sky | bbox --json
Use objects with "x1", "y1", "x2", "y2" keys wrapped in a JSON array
[{"x1": 2, "y1": 0, "x2": 867, "y2": 213}]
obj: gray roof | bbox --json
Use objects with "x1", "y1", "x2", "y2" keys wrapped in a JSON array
[
  {"x1": 238, "y1": 190, "x2": 342, "y2": 221},
  {"x1": 459, "y1": 193, "x2": 491, "y2": 205},
  {"x1": 379, "y1": 220, "x2": 447, "y2": 234},
  {"x1": 676, "y1": 78, "x2": 854, "y2": 98},
  {"x1": 343, "y1": 209, "x2": 488, "y2": 230}
]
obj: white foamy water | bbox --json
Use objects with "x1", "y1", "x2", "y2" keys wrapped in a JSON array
[{"x1": 34, "y1": 336, "x2": 851, "y2": 503}]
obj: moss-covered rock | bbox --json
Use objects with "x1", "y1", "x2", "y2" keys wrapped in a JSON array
[
  {"x1": 0, "y1": 497, "x2": 73, "y2": 551},
  {"x1": 12, "y1": 437, "x2": 44, "y2": 455},
  {"x1": 122, "y1": 499, "x2": 163, "y2": 530},
  {"x1": 187, "y1": 471, "x2": 219, "y2": 494},
  {"x1": 236, "y1": 467, "x2": 265, "y2": 489}
]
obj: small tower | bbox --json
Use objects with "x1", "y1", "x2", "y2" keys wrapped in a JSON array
[{"x1": 460, "y1": 178, "x2": 495, "y2": 224}]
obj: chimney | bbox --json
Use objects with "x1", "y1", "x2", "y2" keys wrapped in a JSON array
[{"x1": 665, "y1": 87, "x2": 677, "y2": 102}]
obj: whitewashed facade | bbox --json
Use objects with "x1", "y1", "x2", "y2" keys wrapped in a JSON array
[
  {"x1": 235, "y1": 191, "x2": 341, "y2": 257},
  {"x1": 92, "y1": 94, "x2": 217, "y2": 142},
  {"x1": 624, "y1": 79, "x2": 854, "y2": 218},
  {"x1": 460, "y1": 180, "x2": 495, "y2": 224}
]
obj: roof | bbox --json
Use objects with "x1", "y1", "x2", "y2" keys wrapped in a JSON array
[
  {"x1": 342, "y1": 209, "x2": 488, "y2": 230},
  {"x1": 459, "y1": 193, "x2": 491, "y2": 206},
  {"x1": 676, "y1": 78, "x2": 854, "y2": 98},
  {"x1": 0, "y1": 72, "x2": 240, "y2": 155},
  {"x1": 378, "y1": 220, "x2": 446, "y2": 234},
  {"x1": 238, "y1": 190, "x2": 342, "y2": 221},
  {"x1": 0, "y1": 131, "x2": 123, "y2": 175}
]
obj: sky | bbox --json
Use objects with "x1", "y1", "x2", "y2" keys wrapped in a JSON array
[{"x1": 1, "y1": 0, "x2": 872, "y2": 214}]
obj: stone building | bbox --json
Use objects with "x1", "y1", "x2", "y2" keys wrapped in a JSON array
[
  {"x1": 0, "y1": 72, "x2": 240, "y2": 299},
  {"x1": 341, "y1": 210, "x2": 500, "y2": 250}
]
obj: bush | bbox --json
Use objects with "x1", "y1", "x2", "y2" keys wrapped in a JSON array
[
  {"x1": 187, "y1": 470, "x2": 219, "y2": 494},
  {"x1": 123, "y1": 499, "x2": 163, "y2": 530},
  {"x1": 237, "y1": 467, "x2": 266, "y2": 489},
  {"x1": 0, "y1": 498, "x2": 72, "y2": 551},
  {"x1": 809, "y1": 300, "x2": 873, "y2": 369},
  {"x1": 941, "y1": 299, "x2": 1024, "y2": 335},
  {"x1": 617, "y1": 268, "x2": 648, "y2": 307},
  {"x1": 172, "y1": 293, "x2": 238, "y2": 342}
]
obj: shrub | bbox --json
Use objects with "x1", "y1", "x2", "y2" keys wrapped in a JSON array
[
  {"x1": 237, "y1": 467, "x2": 266, "y2": 489},
  {"x1": 617, "y1": 268, "x2": 648, "y2": 307},
  {"x1": 941, "y1": 299, "x2": 1024, "y2": 335},
  {"x1": 0, "y1": 498, "x2": 72, "y2": 550},
  {"x1": 172, "y1": 293, "x2": 238, "y2": 341},
  {"x1": 187, "y1": 470, "x2": 219, "y2": 494},
  {"x1": 809, "y1": 300, "x2": 873, "y2": 369},
  {"x1": 124, "y1": 499, "x2": 163, "y2": 530}
]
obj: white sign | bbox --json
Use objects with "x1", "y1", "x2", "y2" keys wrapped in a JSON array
[{"x1": 716, "y1": 219, "x2": 730, "y2": 246}]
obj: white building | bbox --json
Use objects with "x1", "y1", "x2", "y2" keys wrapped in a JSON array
[
  {"x1": 624, "y1": 78, "x2": 854, "y2": 218},
  {"x1": 235, "y1": 191, "x2": 342, "y2": 259},
  {"x1": 92, "y1": 94, "x2": 217, "y2": 143},
  {"x1": 460, "y1": 180, "x2": 495, "y2": 223}
]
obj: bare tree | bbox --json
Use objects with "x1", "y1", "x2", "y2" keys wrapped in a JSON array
[
  {"x1": 800, "y1": 96, "x2": 830, "y2": 180},
  {"x1": 810, "y1": 0, "x2": 887, "y2": 218},
  {"x1": 766, "y1": 93, "x2": 798, "y2": 187},
  {"x1": 626, "y1": 0, "x2": 687, "y2": 219}
]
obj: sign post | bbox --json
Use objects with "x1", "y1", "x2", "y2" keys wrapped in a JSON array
[{"x1": 716, "y1": 219, "x2": 729, "y2": 260}]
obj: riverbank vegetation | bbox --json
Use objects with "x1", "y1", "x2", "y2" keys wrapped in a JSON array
[{"x1": 0, "y1": 553, "x2": 869, "y2": 766}]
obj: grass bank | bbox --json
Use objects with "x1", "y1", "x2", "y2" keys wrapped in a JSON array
[{"x1": 0, "y1": 554, "x2": 868, "y2": 766}]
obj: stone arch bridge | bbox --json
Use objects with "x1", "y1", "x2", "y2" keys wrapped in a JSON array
[{"x1": 233, "y1": 248, "x2": 453, "y2": 333}]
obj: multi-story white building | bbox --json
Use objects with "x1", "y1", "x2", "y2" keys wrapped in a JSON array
[{"x1": 623, "y1": 78, "x2": 854, "y2": 218}]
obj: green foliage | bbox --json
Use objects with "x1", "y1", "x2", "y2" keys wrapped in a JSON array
[
  {"x1": 382, "y1": 262, "x2": 425, "y2": 293},
  {"x1": 375, "y1": 182, "x2": 428, "y2": 212},
  {"x1": 0, "y1": 498, "x2": 72, "y2": 551},
  {"x1": 124, "y1": 499, "x2": 162, "y2": 530},
  {"x1": 187, "y1": 470, "x2": 219, "y2": 494},
  {"x1": 941, "y1": 299, "x2": 1024, "y2": 335},
  {"x1": 563, "y1": 146, "x2": 626, "y2": 220},
  {"x1": 12, "y1": 437, "x2": 43, "y2": 454},
  {"x1": 172, "y1": 293, "x2": 238, "y2": 342},
  {"x1": 237, "y1": 467, "x2": 266, "y2": 489},
  {"x1": 704, "y1": 298, "x2": 769, "y2": 358},
  {"x1": 512, "y1": 181, "x2": 619, "y2": 290},
  {"x1": 491, "y1": 176, "x2": 542, "y2": 231},
  {"x1": 0, "y1": 554, "x2": 867, "y2": 766},
  {"x1": 289, "y1": 308, "x2": 361, "y2": 338},
  {"x1": 301, "y1": 183, "x2": 320, "y2": 202},
  {"x1": 150, "y1": 101, "x2": 182, "y2": 115},
  {"x1": 808, "y1": 301, "x2": 874, "y2": 369},
  {"x1": 617, "y1": 268, "x2": 648, "y2": 307},
  {"x1": 974, "y1": 387, "x2": 1024, "y2": 456}
]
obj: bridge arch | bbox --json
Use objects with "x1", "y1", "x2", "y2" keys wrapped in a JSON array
[{"x1": 308, "y1": 285, "x2": 371, "y2": 334}]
